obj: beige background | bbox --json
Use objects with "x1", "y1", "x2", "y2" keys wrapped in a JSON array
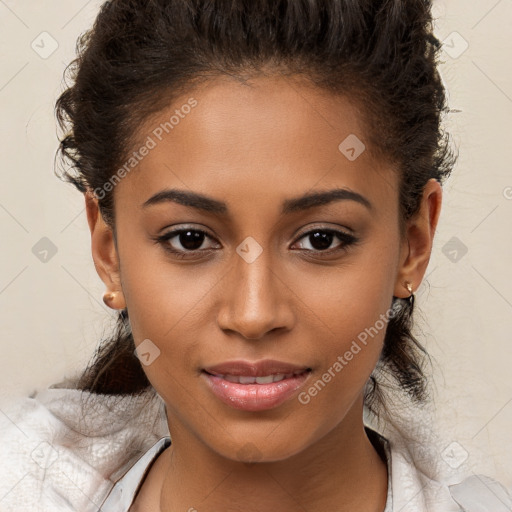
[{"x1": 1, "y1": 0, "x2": 511, "y2": 487}]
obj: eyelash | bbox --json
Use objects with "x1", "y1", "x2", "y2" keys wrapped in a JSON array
[{"x1": 153, "y1": 226, "x2": 359, "y2": 260}]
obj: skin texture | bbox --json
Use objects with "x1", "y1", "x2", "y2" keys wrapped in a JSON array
[{"x1": 85, "y1": 75, "x2": 442, "y2": 511}]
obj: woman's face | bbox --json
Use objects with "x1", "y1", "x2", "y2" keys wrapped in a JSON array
[{"x1": 90, "y1": 75, "x2": 436, "y2": 462}]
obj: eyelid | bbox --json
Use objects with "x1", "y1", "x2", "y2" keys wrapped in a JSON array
[
  {"x1": 158, "y1": 225, "x2": 220, "y2": 248},
  {"x1": 291, "y1": 226, "x2": 357, "y2": 252},
  {"x1": 158, "y1": 223, "x2": 215, "y2": 236},
  {"x1": 293, "y1": 223, "x2": 355, "y2": 239}
]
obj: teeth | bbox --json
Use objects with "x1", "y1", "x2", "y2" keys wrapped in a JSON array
[
  {"x1": 255, "y1": 375, "x2": 274, "y2": 384},
  {"x1": 211, "y1": 370, "x2": 308, "y2": 384}
]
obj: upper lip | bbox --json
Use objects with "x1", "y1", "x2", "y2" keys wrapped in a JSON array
[{"x1": 203, "y1": 359, "x2": 311, "y2": 377}]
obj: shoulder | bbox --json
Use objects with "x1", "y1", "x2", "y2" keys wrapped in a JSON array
[
  {"x1": 0, "y1": 388, "x2": 108, "y2": 511},
  {"x1": 447, "y1": 474, "x2": 512, "y2": 511},
  {"x1": 364, "y1": 398, "x2": 511, "y2": 512},
  {"x1": 0, "y1": 385, "x2": 168, "y2": 511},
  {"x1": 382, "y1": 432, "x2": 512, "y2": 511}
]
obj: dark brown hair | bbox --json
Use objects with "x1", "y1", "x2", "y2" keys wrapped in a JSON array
[{"x1": 55, "y1": 0, "x2": 456, "y2": 416}]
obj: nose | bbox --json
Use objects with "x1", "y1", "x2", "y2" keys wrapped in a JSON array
[{"x1": 216, "y1": 248, "x2": 294, "y2": 340}]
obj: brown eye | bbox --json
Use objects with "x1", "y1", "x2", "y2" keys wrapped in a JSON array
[
  {"x1": 173, "y1": 230, "x2": 207, "y2": 251},
  {"x1": 156, "y1": 227, "x2": 220, "y2": 258},
  {"x1": 293, "y1": 229, "x2": 358, "y2": 254}
]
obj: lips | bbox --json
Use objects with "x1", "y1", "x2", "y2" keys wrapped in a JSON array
[
  {"x1": 211, "y1": 372, "x2": 306, "y2": 384},
  {"x1": 203, "y1": 359, "x2": 311, "y2": 378},
  {"x1": 201, "y1": 359, "x2": 312, "y2": 411}
]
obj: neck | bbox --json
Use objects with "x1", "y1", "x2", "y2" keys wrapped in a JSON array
[{"x1": 151, "y1": 396, "x2": 388, "y2": 512}]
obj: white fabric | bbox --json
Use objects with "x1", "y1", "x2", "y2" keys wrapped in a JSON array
[
  {"x1": 0, "y1": 385, "x2": 510, "y2": 511},
  {"x1": 100, "y1": 437, "x2": 171, "y2": 511}
]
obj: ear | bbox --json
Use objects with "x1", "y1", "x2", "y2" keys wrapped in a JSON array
[
  {"x1": 394, "y1": 178, "x2": 443, "y2": 298},
  {"x1": 84, "y1": 190, "x2": 126, "y2": 309}
]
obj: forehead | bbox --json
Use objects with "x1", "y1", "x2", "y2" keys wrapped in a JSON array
[{"x1": 114, "y1": 75, "x2": 399, "y2": 219}]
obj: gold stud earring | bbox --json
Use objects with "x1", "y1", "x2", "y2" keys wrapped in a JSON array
[
  {"x1": 403, "y1": 281, "x2": 414, "y2": 307},
  {"x1": 103, "y1": 290, "x2": 127, "y2": 310},
  {"x1": 103, "y1": 291, "x2": 117, "y2": 306}
]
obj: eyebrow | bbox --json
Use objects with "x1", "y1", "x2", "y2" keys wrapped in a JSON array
[{"x1": 141, "y1": 187, "x2": 373, "y2": 215}]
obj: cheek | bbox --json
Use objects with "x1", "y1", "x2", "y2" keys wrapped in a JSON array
[
  {"x1": 118, "y1": 245, "x2": 225, "y2": 394},
  {"x1": 292, "y1": 290, "x2": 394, "y2": 440},
  {"x1": 297, "y1": 236, "x2": 399, "y2": 347},
  {"x1": 117, "y1": 228, "x2": 215, "y2": 337},
  {"x1": 293, "y1": 240, "x2": 399, "y2": 399},
  {"x1": 295, "y1": 276, "x2": 391, "y2": 397}
]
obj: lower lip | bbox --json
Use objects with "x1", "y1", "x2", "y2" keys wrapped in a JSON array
[{"x1": 201, "y1": 370, "x2": 311, "y2": 412}]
